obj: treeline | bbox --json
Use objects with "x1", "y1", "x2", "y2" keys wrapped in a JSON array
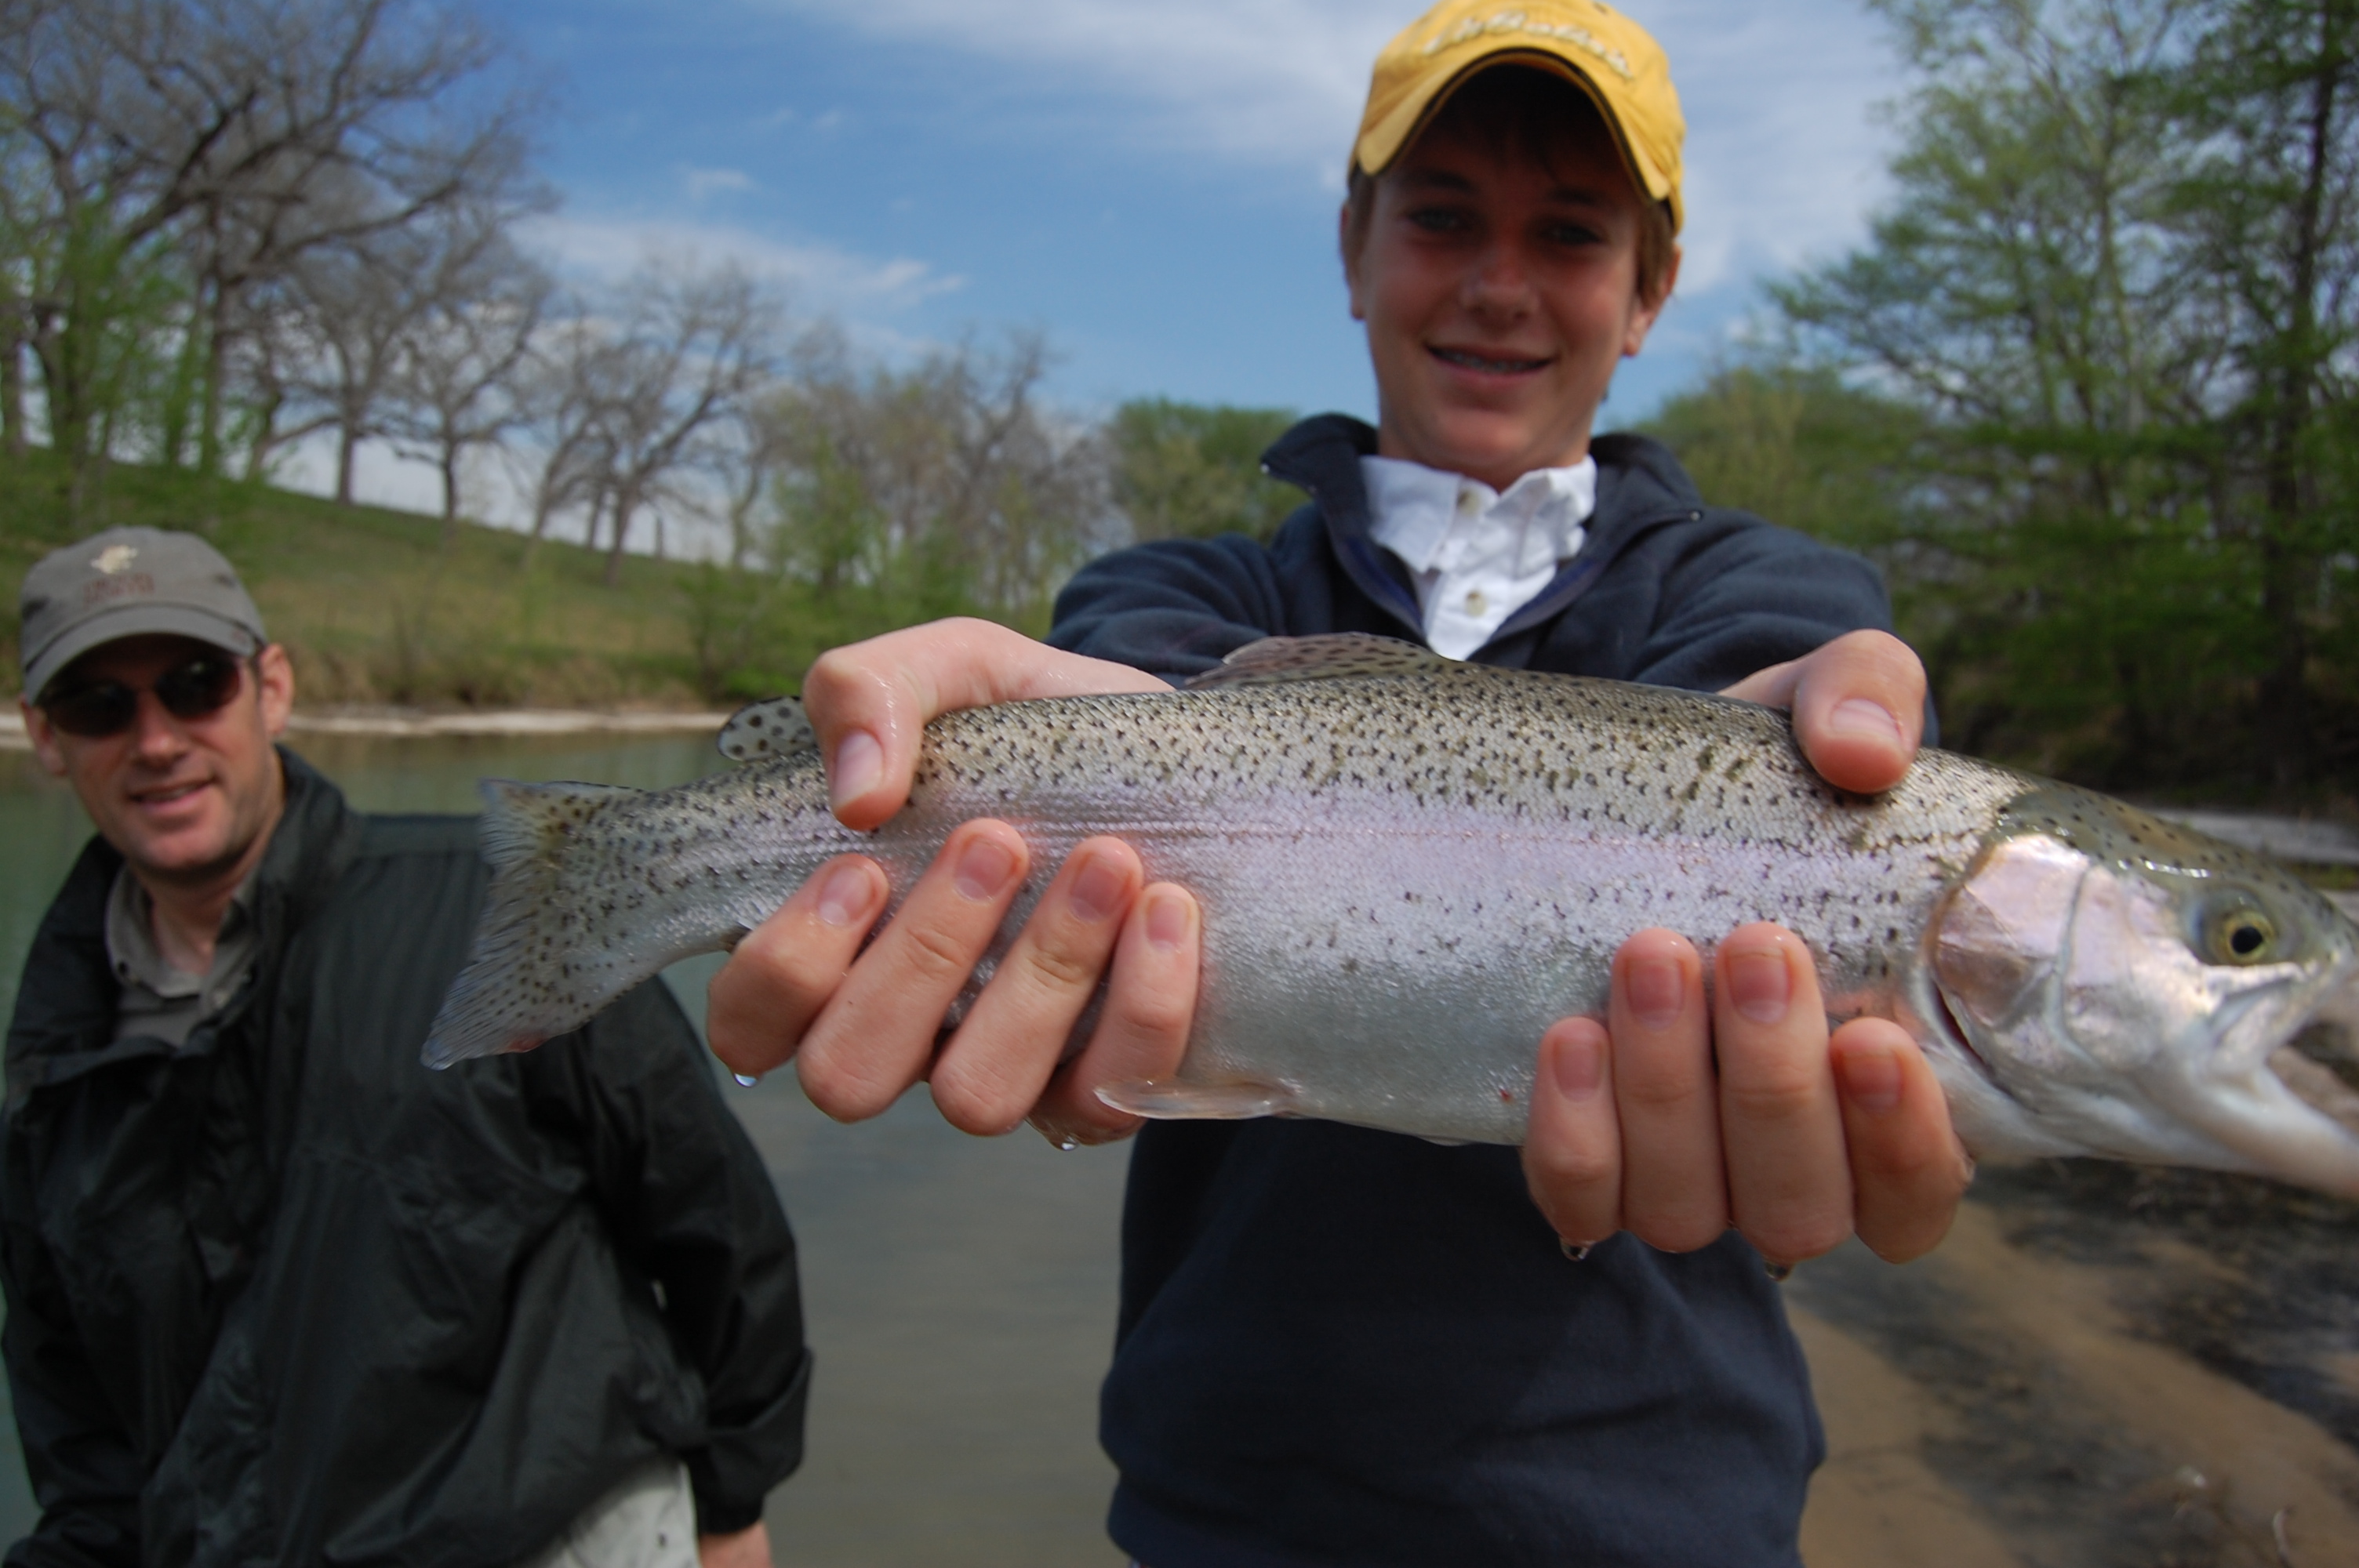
[
  {"x1": 1646, "y1": 0, "x2": 2359, "y2": 801},
  {"x1": 0, "y1": 0, "x2": 1302, "y2": 643},
  {"x1": 16, "y1": 0, "x2": 2354, "y2": 800},
  {"x1": 1, "y1": 0, "x2": 536, "y2": 513}
]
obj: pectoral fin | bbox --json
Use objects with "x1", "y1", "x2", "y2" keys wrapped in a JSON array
[{"x1": 1096, "y1": 1079, "x2": 1302, "y2": 1120}]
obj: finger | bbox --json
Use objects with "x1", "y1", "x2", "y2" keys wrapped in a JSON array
[
  {"x1": 1831, "y1": 1019, "x2": 1973, "y2": 1262},
  {"x1": 929, "y1": 837, "x2": 1144, "y2": 1135},
  {"x1": 706, "y1": 855, "x2": 888, "y2": 1079},
  {"x1": 1608, "y1": 929, "x2": 1727, "y2": 1252},
  {"x1": 1719, "y1": 629, "x2": 1925, "y2": 795},
  {"x1": 800, "y1": 619, "x2": 1170, "y2": 829},
  {"x1": 794, "y1": 820, "x2": 1030, "y2": 1122},
  {"x1": 1715, "y1": 924, "x2": 1853, "y2": 1266},
  {"x1": 1030, "y1": 883, "x2": 1202, "y2": 1147},
  {"x1": 1522, "y1": 1018, "x2": 1622, "y2": 1252}
]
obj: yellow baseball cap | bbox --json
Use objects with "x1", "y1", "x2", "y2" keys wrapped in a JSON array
[{"x1": 1353, "y1": 1, "x2": 1687, "y2": 234}]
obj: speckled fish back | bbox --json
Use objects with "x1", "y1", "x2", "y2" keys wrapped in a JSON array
[{"x1": 428, "y1": 655, "x2": 2036, "y2": 1142}]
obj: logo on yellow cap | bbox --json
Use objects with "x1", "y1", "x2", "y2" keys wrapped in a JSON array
[
  {"x1": 1353, "y1": 0, "x2": 1686, "y2": 234},
  {"x1": 1417, "y1": 11, "x2": 1634, "y2": 83}
]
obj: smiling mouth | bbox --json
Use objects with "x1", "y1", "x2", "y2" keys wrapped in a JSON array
[
  {"x1": 1430, "y1": 346, "x2": 1552, "y2": 375},
  {"x1": 131, "y1": 781, "x2": 209, "y2": 808}
]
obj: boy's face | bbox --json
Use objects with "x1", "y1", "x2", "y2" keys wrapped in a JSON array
[{"x1": 1345, "y1": 113, "x2": 1677, "y2": 489}]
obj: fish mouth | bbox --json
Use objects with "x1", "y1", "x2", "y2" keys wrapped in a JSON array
[
  {"x1": 2272, "y1": 1011, "x2": 2359, "y2": 1135},
  {"x1": 2284, "y1": 1015, "x2": 2359, "y2": 1092},
  {"x1": 1910, "y1": 958, "x2": 2000, "y2": 1091}
]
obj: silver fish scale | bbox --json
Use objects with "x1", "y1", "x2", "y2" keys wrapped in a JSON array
[
  {"x1": 883, "y1": 670, "x2": 2027, "y2": 1141},
  {"x1": 443, "y1": 662, "x2": 2035, "y2": 1142}
]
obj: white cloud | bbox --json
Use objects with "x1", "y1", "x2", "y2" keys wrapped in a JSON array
[
  {"x1": 685, "y1": 165, "x2": 758, "y2": 200},
  {"x1": 518, "y1": 212, "x2": 965, "y2": 314},
  {"x1": 1644, "y1": 1, "x2": 1897, "y2": 294},
  {"x1": 755, "y1": 0, "x2": 1387, "y2": 176},
  {"x1": 752, "y1": 0, "x2": 1899, "y2": 292}
]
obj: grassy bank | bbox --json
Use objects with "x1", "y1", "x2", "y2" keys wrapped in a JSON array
[{"x1": 0, "y1": 452, "x2": 1023, "y2": 709}]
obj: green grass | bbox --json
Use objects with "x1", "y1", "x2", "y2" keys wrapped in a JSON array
[{"x1": 0, "y1": 450, "x2": 1033, "y2": 710}]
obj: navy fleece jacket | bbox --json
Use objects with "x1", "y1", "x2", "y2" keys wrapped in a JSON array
[{"x1": 1048, "y1": 415, "x2": 1905, "y2": 1568}]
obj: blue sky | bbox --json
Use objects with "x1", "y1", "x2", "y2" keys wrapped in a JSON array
[
  {"x1": 325, "y1": 0, "x2": 1908, "y2": 516},
  {"x1": 506, "y1": 0, "x2": 1903, "y2": 416}
]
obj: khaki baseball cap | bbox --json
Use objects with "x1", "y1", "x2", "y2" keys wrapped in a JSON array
[
  {"x1": 19, "y1": 527, "x2": 267, "y2": 701},
  {"x1": 1354, "y1": 0, "x2": 1687, "y2": 233}
]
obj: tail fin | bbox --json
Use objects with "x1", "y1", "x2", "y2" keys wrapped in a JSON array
[{"x1": 422, "y1": 779, "x2": 644, "y2": 1069}]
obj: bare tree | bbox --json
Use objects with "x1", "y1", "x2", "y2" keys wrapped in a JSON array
[
  {"x1": 512, "y1": 297, "x2": 617, "y2": 567},
  {"x1": 390, "y1": 219, "x2": 547, "y2": 543},
  {"x1": 764, "y1": 329, "x2": 1110, "y2": 615},
  {"x1": 0, "y1": 0, "x2": 539, "y2": 488},
  {"x1": 273, "y1": 220, "x2": 432, "y2": 504},
  {"x1": 579, "y1": 260, "x2": 780, "y2": 586}
]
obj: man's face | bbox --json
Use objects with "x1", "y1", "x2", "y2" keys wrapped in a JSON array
[
  {"x1": 1344, "y1": 115, "x2": 1679, "y2": 489},
  {"x1": 22, "y1": 634, "x2": 294, "y2": 889}
]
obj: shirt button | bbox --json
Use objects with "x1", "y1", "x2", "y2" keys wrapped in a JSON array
[
  {"x1": 1456, "y1": 488, "x2": 1481, "y2": 515},
  {"x1": 1464, "y1": 589, "x2": 1488, "y2": 616}
]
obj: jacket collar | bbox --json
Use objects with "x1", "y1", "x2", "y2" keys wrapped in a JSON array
[
  {"x1": 1260, "y1": 415, "x2": 1420, "y2": 636},
  {"x1": 6, "y1": 749, "x2": 359, "y2": 1102},
  {"x1": 1262, "y1": 415, "x2": 1707, "y2": 656}
]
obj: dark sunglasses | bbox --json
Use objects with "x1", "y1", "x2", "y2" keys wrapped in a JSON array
[{"x1": 40, "y1": 652, "x2": 249, "y2": 739}]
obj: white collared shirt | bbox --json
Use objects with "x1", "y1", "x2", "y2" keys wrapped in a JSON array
[{"x1": 1360, "y1": 455, "x2": 1596, "y2": 661}]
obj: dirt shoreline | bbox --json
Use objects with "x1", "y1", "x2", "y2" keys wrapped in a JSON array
[{"x1": 1797, "y1": 1166, "x2": 2359, "y2": 1567}]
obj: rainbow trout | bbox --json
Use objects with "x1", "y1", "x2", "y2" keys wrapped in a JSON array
[{"x1": 424, "y1": 637, "x2": 2359, "y2": 1195}]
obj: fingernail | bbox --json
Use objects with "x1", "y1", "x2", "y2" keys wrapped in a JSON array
[
  {"x1": 1550, "y1": 1032, "x2": 1604, "y2": 1101},
  {"x1": 829, "y1": 729, "x2": 883, "y2": 813},
  {"x1": 1727, "y1": 946, "x2": 1790, "y2": 1025},
  {"x1": 1828, "y1": 698, "x2": 1903, "y2": 747},
  {"x1": 954, "y1": 835, "x2": 1019, "y2": 902},
  {"x1": 814, "y1": 862, "x2": 874, "y2": 927},
  {"x1": 1144, "y1": 888, "x2": 1190, "y2": 952},
  {"x1": 1067, "y1": 852, "x2": 1128, "y2": 925},
  {"x1": 1628, "y1": 954, "x2": 1682, "y2": 1033},
  {"x1": 1836, "y1": 1041, "x2": 1903, "y2": 1113}
]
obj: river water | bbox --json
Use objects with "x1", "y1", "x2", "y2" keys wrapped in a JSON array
[{"x1": 5, "y1": 735, "x2": 2359, "y2": 1566}]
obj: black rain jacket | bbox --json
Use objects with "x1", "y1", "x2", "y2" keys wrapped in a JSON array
[{"x1": 1, "y1": 752, "x2": 809, "y2": 1567}]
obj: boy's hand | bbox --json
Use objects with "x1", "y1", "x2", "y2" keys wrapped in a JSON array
[
  {"x1": 1521, "y1": 628, "x2": 1973, "y2": 1267},
  {"x1": 705, "y1": 619, "x2": 1202, "y2": 1145},
  {"x1": 1720, "y1": 627, "x2": 1925, "y2": 794}
]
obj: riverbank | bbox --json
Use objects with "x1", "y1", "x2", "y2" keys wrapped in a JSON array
[{"x1": 0, "y1": 452, "x2": 1040, "y2": 713}]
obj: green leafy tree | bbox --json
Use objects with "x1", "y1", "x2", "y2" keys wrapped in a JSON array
[
  {"x1": 1638, "y1": 365, "x2": 1928, "y2": 554},
  {"x1": 2162, "y1": 0, "x2": 2359, "y2": 786},
  {"x1": 1109, "y1": 397, "x2": 1299, "y2": 543},
  {"x1": 1768, "y1": 0, "x2": 2359, "y2": 794}
]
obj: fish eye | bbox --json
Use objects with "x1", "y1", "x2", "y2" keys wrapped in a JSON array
[{"x1": 2201, "y1": 900, "x2": 2279, "y2": 965}]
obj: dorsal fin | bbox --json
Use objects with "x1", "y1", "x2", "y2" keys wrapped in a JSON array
[
  {"x1": 1183, "y1": 633, "x2": 1452, "y2": 691},
  {"x1": 718, "y1": 695, "x2": 819, "y2": 764}
]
